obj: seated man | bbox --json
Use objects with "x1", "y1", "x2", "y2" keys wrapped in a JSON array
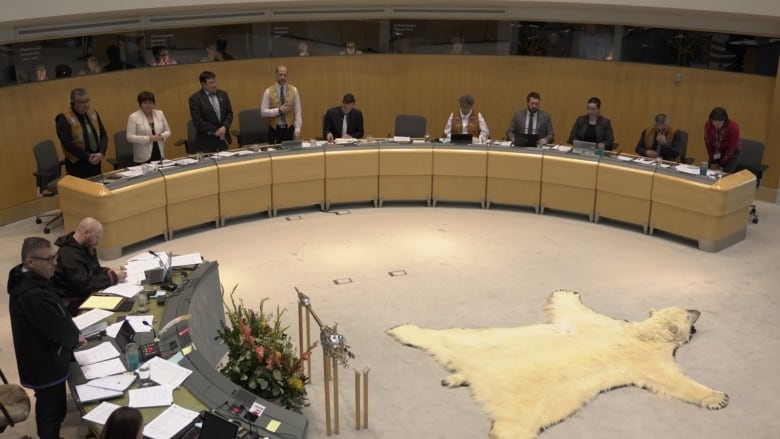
[
  {"x1": 323, "y1": 93, "x2": 364, "y2": 142},
  {"x1": 635, "y1": 113, "x2": 681, "y2": 161},
  {"x1": 443, "y1": 94, "x2": 489, "y2": 143},
  {"x1": 52, "y1": 217, "x2": 126, "y2": 314}
]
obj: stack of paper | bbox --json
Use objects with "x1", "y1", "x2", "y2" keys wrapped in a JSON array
[
  {"x1": 101, "y1": 283, "x2": 144, "y2": 298},
  {"x1": 75, "y1": 373, "x2": 136, "y2": 403},
  {"x1": 145, "y1": 356, "x2": 193, "y2": 388},
  {"x1": 143, "y1": 404, "x2": 200, "y2": 439},
  {"x1": 83, "y1": 401, "x2": 121, "y2": 425},
  {"x1": 74, "y1": 342, "x2": 121, "y2": 366},
  {"x1": 81, "y1": 358, "x2": 126, "y2": 380},
  {"x1": 128, "y1": 385, "x2": 173, "y2": 408},
  {"x1": 73, "y1": 308, "x2": 113, "y2": 334},
  {"x1": 171, "y1": 253, "x2": 202, "y2": 267}
]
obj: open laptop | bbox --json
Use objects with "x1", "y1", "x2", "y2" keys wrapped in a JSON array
[
  {"x1": 512, "y1": 133, "x2": 540, "y2": 148},
  {"x1": 280, "y1": 140, "x2": 303, "y2": 150},
  {"x1": 451, "y1": 133, "x2": 472, "y2": 144},
  {"x1": 178, "y1": 410, "x2": 240, "y2": 439},
  {"x1": 571, "y1": 140, "x2": 598, "y2": 154}
]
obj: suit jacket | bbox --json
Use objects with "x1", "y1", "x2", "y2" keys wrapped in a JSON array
[
  {"x1": 567, "y1": 115, "x2": 615, "y2": 150},
  {"x1": 506, "y1": 109, "x2": 554, "y2": 144},
  {"x1": 322, "y1": 106, "x2": 364, "y2": 139},
  {"x1": 188, "y1": 89, "x2": 233, "y2": 152},
  {"x1": 126, "y1": 108, "x2": 172, "y2": 162}
]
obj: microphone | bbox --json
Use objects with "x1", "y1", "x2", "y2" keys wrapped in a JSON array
[{"x1": 142, "y1": 320, "x2": 158, "y2": 342}]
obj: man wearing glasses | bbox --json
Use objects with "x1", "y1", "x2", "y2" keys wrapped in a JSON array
[
  {"x1": 55, "y1": 88, "x2": 109, "y2": 178},
  {"x1": 8, "y1": 236, "x2": 87, "y2": 439},
  {"x1": 52, "y1": 217, "x2": 126, "y2": 314}
]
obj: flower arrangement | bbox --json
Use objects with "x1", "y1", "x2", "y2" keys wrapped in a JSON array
[{"x1": 216, "y1": 286, "x2": 313, "y2": 411}]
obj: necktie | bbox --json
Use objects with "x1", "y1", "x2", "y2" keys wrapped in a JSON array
[
  {"x1": 279, "y1": 86, "x2": 287, "y2": 126},
  {"x1": 209, "y1": 93, "x2": 221, "y2": 121},
  {"x1": 342, "y1": 114, "x2": 348, "y2": 138},
  {"x1": 527, "y1": 112, "x2": 536, "y2": 135},
  {"x1": 83, "y1": 116, "x2": 98, "y2": 153}
]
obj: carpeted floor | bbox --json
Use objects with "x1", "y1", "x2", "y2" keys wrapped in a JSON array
[{"x1": 1, "y1": 201, "x2": 778, "y2": 438}]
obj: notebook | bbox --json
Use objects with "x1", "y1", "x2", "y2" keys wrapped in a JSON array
[
  {"x1": 451, "y1": 133, "x2": 472, "y2": 144},
  {"x1": 512, "y1": 133, "x2": 540, "y2": 148},
  {"x1": 79, "y1": 295, "x2": 126, "y2": 311}
]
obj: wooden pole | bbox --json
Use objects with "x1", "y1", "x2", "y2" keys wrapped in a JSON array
[
  {"x1": 354, "y1": 370, "x2": 361, "y2": 430},
  {"x1": 323, "y1": 353, "x2": 331, "y2": 436},
  {"x1": 297, "y1": 303, "x2": 303, "y2": 361},
  {"x1": 363, "y1": 367, "x2": 370, "y2": 429},
  {"x1": 333, "y1": 357, "x2": 340, "y2": 434},
  {"x1": 306, "y1": 309, "x2": 312, "y2": 381}
]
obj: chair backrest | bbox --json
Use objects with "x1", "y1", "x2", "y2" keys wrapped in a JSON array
[
  {"x1": 736, "y1": 138, "x2": 767, "y2": 181},
  {"x1": 185, "y1": 120, "x2": 197, "y2": 154},
  {"x1": 32, "y1": 140, "x2": 62, "y2": 193},
  {"x1": 394, "y1": 114, "x2": 427, "y2": 138},
  {"x1": 112, "y1": 131, "x2": 135, "y2": 168},
  {"x1": 677, "y1": 129, "x2": 690, "y2": 163},
  {"x1": 236, "y1": 109, "x2": 268, "y2": 146}
]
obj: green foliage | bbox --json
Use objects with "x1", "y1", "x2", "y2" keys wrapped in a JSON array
[{"x1": 215, "y1": 286, "x2": 311, "y2": 411}]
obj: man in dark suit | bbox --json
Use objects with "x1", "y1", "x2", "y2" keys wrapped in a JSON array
[
  {"x1": 322, "y1": 93, "x2": 364, "y2": 142},
  {"x1": 188, "y1": 71, "x2": 233, "y2": 152},
  {"x1": 506, "y1": 91, "x2": 554, "y2": 147}
]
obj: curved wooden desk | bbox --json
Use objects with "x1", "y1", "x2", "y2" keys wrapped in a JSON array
[{"x1": 57, "y1": 144, "x2": 756, "y2": 256}]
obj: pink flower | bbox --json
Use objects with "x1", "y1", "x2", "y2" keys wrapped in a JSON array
[{"x1": 254, "y1": 346, "x2": 265, "y2": 362}]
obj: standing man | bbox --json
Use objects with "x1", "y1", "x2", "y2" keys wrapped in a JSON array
[
  {"x1": 506, "y1": 91, "x2": 554, "y2": 147},
  {"x1": 261, "y1": 64, "x2": 302, "y2": 144},
  {"x1": 55, "y1": 88, "x2": 108, "y2": 178},
  {"x1": 443, "y1": 94, "x2": 490, "y2": 142},
  {"x1": 322, "y1": 93, "x2": 364, "y2": 142},
  {"x1": 189, "y1": 71, "x2": 233, "y2": 152},
  {"x1": 635, "y1": 113, "x2": 681, "y2": 161},
  {"x1": 8, "y1": 237, "x2": 87, "y2": 439},
  {"x1": 52, "y1": 217, "x2": 127, "y2": 314}
]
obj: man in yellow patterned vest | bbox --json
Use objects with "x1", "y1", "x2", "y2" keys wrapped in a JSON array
[
  {"x1": 443, "y1": 94, "x2": 490, "y2": 143},
  {"x1": 261, "y1": 64, "x2": 302, "y2": 144},
  {"x1": 55, "y1": 88, "x2": 108, "y2": 178},
  {"x1": 634, "y1": 113, "x2": 681, "y2": 161}
]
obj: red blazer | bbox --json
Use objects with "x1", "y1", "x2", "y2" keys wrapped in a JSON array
[{"x1": 704, "y1": 119, "x2": 740, "y2": 167}]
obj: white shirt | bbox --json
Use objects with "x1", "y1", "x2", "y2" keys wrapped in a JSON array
[
  {"x1": 260, "y1": 83, "x2": 303, "y2": 134},
  {"x1": 443, "y1": 110, "x2": 490, "y2": 142}
]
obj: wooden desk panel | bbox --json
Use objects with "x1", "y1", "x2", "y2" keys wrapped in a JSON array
[
  {"x1": 432, "y1": 148, "x2": 487, "y2": 207},
  {"x1": 378, "y1": 147, "x2": 433, "y2": 206},
  {"x1": 595, "y1": 161, "x2": 654, "y2": 232},
  {"x1": 325, "y1": 147, "x2": 379, "y2": 209},
  {"x1": 540, "y1": 154, "x2": 598, "y2": 220},
  {"x1": 486, "y1": 149, "x2": 543, "y2": 211},
  {"x1": 163, "y1": 165, "x2": 220, "y2": 238},
  {"x1": 270, "y1": 150, "x2": 325, "y2": 215},
  {"x1": 217, "y1": 156, "x2": 273, "y2": 224}
]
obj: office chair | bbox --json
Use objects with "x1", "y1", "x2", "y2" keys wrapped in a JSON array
[
  {"x1": 0, "y1": 368, "x2": 31, "y2": 435},
  {"x1": 174, "y1": 120, "x2": 198, "y2": 155},
  {"x1": 32, "y1": 139, "x2": 65, "y2": 234},
  {"x1": 108, "y1": 130, "x2": 135, "y2": 169},
  {"x1": 394, "y1": 114, "x2": 427, "y2": 138},
  {"x1": 231, "y1": 109, "x2": 269, "y2": 146},
  {"x1": 735, "y1": 138, "x2": 768, "y2": 224},
  {"x1": 676, "y1": 129, "x2": 695, "y2": 164}
]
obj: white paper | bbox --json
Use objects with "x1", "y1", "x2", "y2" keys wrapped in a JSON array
[
  {"x1": 125, "y1": 315, "x2": 155, "y2": 332},
  {"x1": 393, "y1": 136, "x2": 411, "y2": 143},
  {"x1": 174, "y1": 158, "x2": 198, "y2": 166},
  {"x1": 616, "y1": 154, "x2": 636, "y2": 162},
  {"x1": 214, "y1": 151, "x2": 237, "y2": 157},
  {"x1": 101, "y1": 283, "x2": 144, "y2": 298},
  {"x1": 145, "y1": 356, "x2": 193, "y2": 389},
  {"x1": 81, "y1": 358, "x2": 127, "y2": 380},
  {"x1": 236, "y1": 149, "x2": 255, "y2": 155},
  {"x1": 118, "y1": 169, "x2": 144, "y2": 178},
  {"x1": 171, "y1": 253, "x2": 202, "y2": 267},
  {"x1": 498, "y1": 141, "x2": 513, "y2": 147},
  {"x1": 73, "y1": 308, "x2": 114, "y2": 331},
  {"x1": 552, "y1": 145, "x2": 572, "y2": 152},
  {"x1": 128, "y1": 385, "x2": 173, "y2": 408},
  {"x1": 143, "y1": 404, "x2": 200, "y2": 439},
  {"x1": 82, "y1": 401, "x2": 121, "y2": 425},
  {"x1": 675, "y1": 164, "x2": 704, "y2": 175},
  {"x1": 75, "y1": 383, "x2": 123, "y2": 403},
  {"x1": 105, "y1": 320, "x2": 123, "y2": 339},
  {"x1": 74, "y1": 342, "x2": 121, "y2": 366},
  {"x1": 87, "y1": 373, "x2": 137, "y2": 392}
]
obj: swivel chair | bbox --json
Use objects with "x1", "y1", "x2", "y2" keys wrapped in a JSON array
[
  {"x1": 231, "y1": 109, "x2": 269, "y2": 146},
  {"x1": 735, "y1": 138, "x2": 768, "y2": 224},
  {"x1": 174, "y1": 120, "x2": 198, "y2": 155},
  {"x1": 32, "y1": 139, "x2": 65, "y2": 233},
  {"x1": 677, "y1": 130, "x2": 695, "y2": 164},
  {"x1": 394, "y1": 114, "x2": 427, "y2": 138},
  {"x1": 108, "y1": 130, "x2": 135, "y2": 169}
]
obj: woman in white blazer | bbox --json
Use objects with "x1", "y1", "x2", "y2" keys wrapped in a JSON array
[{"x1": 126, "y1": 91, "x2": 172, "y2": 163}]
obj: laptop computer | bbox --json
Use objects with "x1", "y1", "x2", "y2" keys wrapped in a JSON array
[
  {"x1": 572, "y1": 140, "x2": 598, "y2": 154},
  {"x1": 178, "y1": 411, "x2": 240, "y2": 439},
  {"x1": 115, "y1": 319, "x2": 136, "y2": 352},
  {"x1": 512, "y1": 133, "x2": 540, "y2": 148},
  {"x1": 280, "y1": 140, "x2": 303, "y2": 150},
  {"x1": 451, "y1": 133, "x2": 472, "y2": 144}
]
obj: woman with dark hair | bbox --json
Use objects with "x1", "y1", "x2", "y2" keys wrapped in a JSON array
[
  {"x1": 567, "y1": 96, "x2": 615, "y2": 150},
  {"x1": 126, "y1": 91, "x2": 172, "y2": 164},
  {"x1": 704, "y1": 106, "x2": 741, "y2": 172},
  {"x1": 100, "y1": 406, "x2": 143, "y2": 439}
]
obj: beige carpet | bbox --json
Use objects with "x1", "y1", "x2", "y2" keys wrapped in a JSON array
[{"x1": 1, "y1": 201, "x2": 779, "y2": 438}]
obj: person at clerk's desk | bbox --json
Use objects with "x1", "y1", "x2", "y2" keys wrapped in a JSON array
[
  {"x1": 635, "y1": 113, "x2": 681, "y2": 161},
  {"x1": 323, "y1": 93, "x2": 364, "y2": 142},
  {"x1": 704, "y1": 106, "x2": 741, "y2": 172},
  {"x1": 52, "y1": 217, "x2": 127, "y2": 315},
  {"x1": 188, "y1": 70, "x2": 233, "y2": 153},
  {"x1": 506, "y1": 91, "x2": 554, "y2": 146},
  {"x1": 126, "y1": 90, "x2": 172, "y2": 164},
  {"x1": 443, "y1": 94, "x2": 490, "y2": 143},
  {"x1": 567, "y1": 96, "x2": 615, "y2": 150}
]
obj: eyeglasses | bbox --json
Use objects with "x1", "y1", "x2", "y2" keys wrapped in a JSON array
[{"x1": 30, "y1": 255, "x2": 57, "y2": 264}]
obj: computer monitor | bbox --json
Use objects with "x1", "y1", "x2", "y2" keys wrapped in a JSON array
[
  {"x1": 199, "y1": 411, "x2": 240, "y2": 439},
  {"x1": 451, "y1": 133, "x2": 472, "y2": 144},
  {"x1": 145, "y1": 251, "x2": 173, "y2": 287},
  {"x1": 513, "y1": 134, "x2": 540, "y2": 148},
  {"x1": 572, "y1": 140, "x2": 598, "y2": 154},
  {"x1": 115, "y1": 319, "x2": 136, "y2": 352}
]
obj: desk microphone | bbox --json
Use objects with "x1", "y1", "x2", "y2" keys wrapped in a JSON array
[{"x1": 142, "y1": 320, "x2": 158, "y2": 342}]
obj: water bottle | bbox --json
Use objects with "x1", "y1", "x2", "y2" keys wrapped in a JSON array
[
  {"x1": 126, "y1": 343, "x2": 140, "y2": 371},
  {"x1": 699, "y1": 161, "x2": 708, "y2": 176}
]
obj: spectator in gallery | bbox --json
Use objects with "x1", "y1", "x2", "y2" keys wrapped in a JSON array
[
  {"x1": 545, "y1": 32, "x2": 570, "y2": 58},
  {"x1": 298, "y1": 41, "x2": 310, "y2": 56},
  {"x1": 55, "y1": 64, "x2": 72, "y2": 78},
  {"x1": 340, "y1": 39, "x2": 363, "y2": 55},
  {"x1": 32, "y1": 64, "x2": 47, "y2": 81},
  {"x1": 149, "y1": 45, "x2": 177, "y2": 66},
  {"x1": 450, "y1": 36, "x2": 470, "y2": 55},
  {"x1": 78, "y1": 55, "x2": 102, "y2": 75},
  {"x1": 576, "y1": 24, "x2": 613, "y2": 60},
  {"x1": 217, "y1": 37, "x2": 235, "y2": 60},
  {"x1": 201, "y1": 44, "x2": 219, "y2": 62},
  {"x1": 104, "y1": 45, "x2": 136, "y2": 71}
]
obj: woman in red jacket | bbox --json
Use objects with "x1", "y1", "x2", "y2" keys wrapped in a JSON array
[{"x1": 704, "y1": 107, "x2": 741, "y2": 172}]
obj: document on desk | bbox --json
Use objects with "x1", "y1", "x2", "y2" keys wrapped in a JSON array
[
  {"x1": 128, "y1": 385, "x2": 173, "y2": 408},
  {"x1": 214, "y1": 150, "x2": 238, "y2": 157},
  {"x1": 82, "y1": 401, "x2": 121, "y2": 425},
  {"x1": 74, "y1": 342, "x2": 121, "y2": 366},
  {"x1": 73, "y1": 308, "x2": 114, "y2": 331},
  {"x1": 174, "y1": 158, "x2": 198, "y2": 166},
  {"x1": 75, "y1": 382, "x2": 123, "y2": 403},
  {"x1": 171, "y1": 253, "x2": 202, "y2": 267},
  {"x1": 86, "y1": 373, "x2": 137, "y2": 392},
  {"x1": 551, "y1": 145, "x2": 572, "y2": 152},
  {"x1": 143, "y1": 403, "x2": 200, "y2": 439},
  {"x1": 616, "y1": 154, "x2": 636, "y2": 162},
  {"x1": 125, "y1": 315, "x2": 155, "y2": 332},
  {"x1": 118, "y1": 169, "x2": 144, "y2": 178},
  {"x1": 81, "y1": 358, "x2": 127, "y2": 380},
  {"x1": 146, "y1": 356, "x2": 193, "y2": 388},
  {"x1": 101, "y1": 283, "x2": 144, "y2": 298},
  {"x1": 78, "y1": 295, "x2": 125, "y2": 311}
]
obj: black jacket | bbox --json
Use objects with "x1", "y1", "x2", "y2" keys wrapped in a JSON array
[
  {"x1": 322, "y1": 106, "x2": 364, "y2": 139},
  {"x1": 52, "y1": 232, "x2": 117, "y2": 299},
  {"x1": 7, "y1": 264, "x2": 80, "y2": 389}
]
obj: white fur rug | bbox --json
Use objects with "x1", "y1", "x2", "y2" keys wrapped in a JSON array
[{"x1": 387, "y1": 290, "x2": 729, "y2": 439}]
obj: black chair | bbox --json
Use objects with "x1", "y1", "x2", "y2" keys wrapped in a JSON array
[
  {"x1": 108, "y1": 130, "x2": 135, "y2": 169},
  {"x1": 174, "y1": 120, "x2": 198, "y2": 155},
  {"x1": 231, "y1": 109, "x2": 269, "y2": 147},
  {"x1": 735, "y1": 138, "x2": 769, "y2": 224},
  {"x1": 32, "y1": 139, "x2": 65, "y2": 234},
  {"x1": 394, "y1": 114, "x2": 427, "y2": 138},
  {"x1": 677, "y1": 129, "x2": 695, "y2": 164}
]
